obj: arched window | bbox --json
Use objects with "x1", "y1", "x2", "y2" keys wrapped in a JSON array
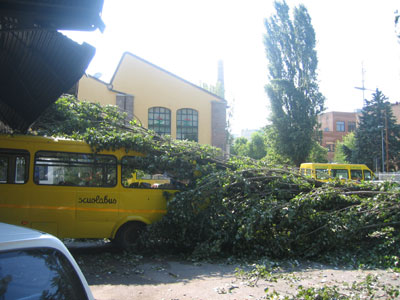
[
  {"x1": 148, "y1": 107, "x2": 171, "y2": 136},
  {"x1": 177, "y1": 108, "x2": 198, "y2": 142}
]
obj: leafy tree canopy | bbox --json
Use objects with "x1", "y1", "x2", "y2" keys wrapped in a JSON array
[
  {"x1": 230, "y1": 137, "x2": 249, "y2": 157},
  {"x1": 306, "y1": 141, "x2": 328, "y2": 163},
  {"x1": 231, "y1": 132, "x2": 267, "y2": 160},
  {"x1": 247, "y1": 131, "x2": 267, "y2": 159},
  {"x1": 31, "y1": 95, "x2": 227, "y2": 185},
  {"x1": 264, "y1": 0, "x2": 325, "y2": 166},
  {"x1": 334, "y1": 132, "x2": 356, "y2": 164}
]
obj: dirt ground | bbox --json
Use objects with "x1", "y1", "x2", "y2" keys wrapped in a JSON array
[{"x1": 67, "y1": 240, "x2": 400, "y2": 300}]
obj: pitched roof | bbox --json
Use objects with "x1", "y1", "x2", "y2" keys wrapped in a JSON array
[{"x1": 110, "y1": 52, "x2": 227, "y2": 103}]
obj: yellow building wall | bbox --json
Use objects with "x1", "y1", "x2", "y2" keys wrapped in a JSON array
[
  {"x1": 110, "y1": 53, "x2": 225, "y2": 145},
  {"x1": 77, "y1": 75, "x2": 116, "y2": 106}
]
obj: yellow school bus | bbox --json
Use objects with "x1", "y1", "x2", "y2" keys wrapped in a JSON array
[
  {"x1": 0, "y1": 134, "x2": 178, "y2": 248},
  {"x1": 299, "y1": 163, "x2": 374, "y2": 182},
  {"x1": 126, "y1": 172, "x2": 171, "y2": 188}
]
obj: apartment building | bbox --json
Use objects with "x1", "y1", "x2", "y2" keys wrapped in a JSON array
[
  {"x1": 318, "y1": 111, "x2": 358, "y2": 161},
  {"x1": 319, "y1": 103, "x2": 400, "y2": 161}
]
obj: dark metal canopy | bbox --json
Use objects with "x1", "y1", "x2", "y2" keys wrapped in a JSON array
[
  {"x1": 0, "y1": 0, "x2": 105, "y2": 32},
  {"x1": 0, "y1": 0, "x2": 104, "y2": 132}
]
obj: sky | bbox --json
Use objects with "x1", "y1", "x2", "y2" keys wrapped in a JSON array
[{"x1": 63, "y1": 0, "x2": 400, "y2": 136}]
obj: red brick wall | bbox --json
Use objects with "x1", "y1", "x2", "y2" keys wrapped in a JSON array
[
  {"x1": 318, "y1": 107, "x2": 400, "y2": 162},
  {"x1": 318, "y1": 112, "x2": 357, "y2": 162},
  {"x1": 211, "y1": 101, "x2": 227, "y2": 152}
]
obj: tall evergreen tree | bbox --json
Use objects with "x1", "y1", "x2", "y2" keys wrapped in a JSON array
[
  {"x1": 264, "y1": 1, "x2": 324, "y2": 166},
  {"x1": 353, "y1": 89, "x2": 400, "y2": 171}
]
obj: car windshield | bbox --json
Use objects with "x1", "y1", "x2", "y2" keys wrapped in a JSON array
[{"x1": 0, "y1": 247, "x2": 88, "y2": 300}]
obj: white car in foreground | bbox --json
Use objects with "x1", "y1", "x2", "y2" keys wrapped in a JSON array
[{"x1": 0, "y1": 222, "x2": 94, "y2": 300}]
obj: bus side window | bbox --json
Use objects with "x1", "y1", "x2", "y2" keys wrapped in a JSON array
[
  {"x1": 316, "y1": 169, "x2": 329, "y2": 179},
  {"x1": 331, "y1": 169, "x2": 349, "y2": 180},
  {"x1": 0, "y1": 150, "x2": 29, "y2": 184},
  {"x1": 350, "y1": 170, "x2": 362, "y2": 181},
  {"x1": 34, "y1": 151, "x2": 117, "y2": 187},
  {"x1": 121, "y1": 156, "x2": 176, "y2": 189},
  {"x1": 364, "y1": 170, "x2": 372, "y2": 181}
]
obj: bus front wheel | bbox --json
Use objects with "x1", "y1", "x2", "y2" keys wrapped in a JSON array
[{"x1": 114, "y1": 222, "x2": 145, "y2": 249}]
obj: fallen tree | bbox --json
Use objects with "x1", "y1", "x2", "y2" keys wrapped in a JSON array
[
  {"x1": 30, "y1": 95, "x2": 400, "y2": 267},
  {"x1": 145, "y1": 170, "x2": 400, "y2": 266}
]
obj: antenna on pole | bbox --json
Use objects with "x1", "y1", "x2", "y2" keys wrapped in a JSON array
[{"x1": 354, "y1": 62, "x2": 374, "y2": 106}]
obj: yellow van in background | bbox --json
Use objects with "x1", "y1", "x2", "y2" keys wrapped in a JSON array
[{"x1": 300, "y1": 163, "x2": 374, "y2": 182}]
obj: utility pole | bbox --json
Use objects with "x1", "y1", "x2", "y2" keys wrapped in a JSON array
[
  {"x1": 378, "y1": 125, "x2": 385, "y2": 173},
  {"x1": 385, "y1": 108, "x2": 389, "y2": 172}
]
